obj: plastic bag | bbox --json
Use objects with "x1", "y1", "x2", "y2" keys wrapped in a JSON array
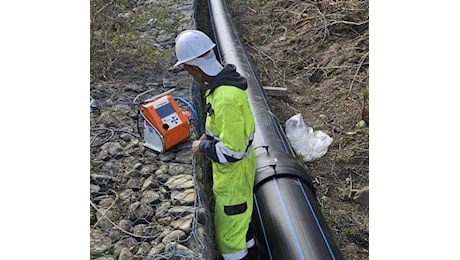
[{"x1": 285, "y1": 113, "x2": 333, "y2": 162}]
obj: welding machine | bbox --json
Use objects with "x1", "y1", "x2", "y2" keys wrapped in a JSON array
[{"x1": 139, "y1": 95, "x2": 191, "y2": 153}]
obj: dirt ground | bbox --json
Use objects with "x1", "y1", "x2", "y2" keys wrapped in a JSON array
[
  {"x1": 90, "y1": 0, "x2": 368, "y2": 258},
  {"x1": 227, "y1": 0, "x2": 369, "y2": 258}
]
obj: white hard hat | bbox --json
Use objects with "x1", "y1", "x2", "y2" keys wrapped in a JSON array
[{"x1": 174, "y1": 30, "x2": 223, "y2": 76}]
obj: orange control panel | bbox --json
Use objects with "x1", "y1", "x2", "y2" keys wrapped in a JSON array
[{"x1": 140, "y1": 95, "x2": 190, "y2": 151}]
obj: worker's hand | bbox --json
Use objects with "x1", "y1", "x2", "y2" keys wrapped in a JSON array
[
  {"x1": 192, "y1": 140, "x2": 202, "y2": 158},
  {"x1": 199, "y1": 134, "x2": 207, "y2": 141}
]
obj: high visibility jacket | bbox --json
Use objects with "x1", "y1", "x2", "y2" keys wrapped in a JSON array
[{"x1": 198, "y1": 64, "x2": 256, "y2": 259}]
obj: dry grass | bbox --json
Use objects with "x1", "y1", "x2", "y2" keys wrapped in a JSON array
[{"x1": 229, "y1": 0, "x2": 369, "y2": 258}]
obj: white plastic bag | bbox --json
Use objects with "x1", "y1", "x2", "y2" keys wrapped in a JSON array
[{"x1": 285, "y1": 113, "x2": 333, "y2": 162}]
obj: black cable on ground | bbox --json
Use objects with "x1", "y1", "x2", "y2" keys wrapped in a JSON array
[{"x1": 90, "y1": 128, "x2": 140, "y2": 148}]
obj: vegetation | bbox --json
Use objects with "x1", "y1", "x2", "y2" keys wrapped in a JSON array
[{"x1": 90, "y1": 0, "x2": 173, "y2": 81}]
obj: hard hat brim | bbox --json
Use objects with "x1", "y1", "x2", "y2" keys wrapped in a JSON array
[{"x1": 184, "y1": 50, "x2": 223, "y2": 76}]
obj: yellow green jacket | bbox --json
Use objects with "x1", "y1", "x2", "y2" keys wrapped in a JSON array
[{"x1": 198, "y1": 64, "x2": 255, "y2": 164}]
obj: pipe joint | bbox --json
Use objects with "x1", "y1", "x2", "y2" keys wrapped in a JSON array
[{"x1": 254, "y1": 151, "x2": 316, "y2": 194}]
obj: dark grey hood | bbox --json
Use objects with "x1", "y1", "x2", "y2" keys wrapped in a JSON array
[{"x1": 207, "y1": 64, "x2": 247, "y2": 94}]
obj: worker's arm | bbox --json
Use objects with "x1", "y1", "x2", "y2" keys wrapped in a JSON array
[{"x1": 198, "y1": 100, "x2": 248, "y2": 164}]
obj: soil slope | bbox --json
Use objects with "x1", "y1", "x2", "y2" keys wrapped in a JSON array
[{"x1": 228, "y1": 0, "x2": 369, "y2": 259}]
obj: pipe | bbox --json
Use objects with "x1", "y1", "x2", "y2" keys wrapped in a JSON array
[{"x1": 206, "y1": 0, "x2": 344, "y2": 259}]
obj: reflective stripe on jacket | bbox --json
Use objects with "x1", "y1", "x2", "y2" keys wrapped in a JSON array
[{"x1": 199, "y1": 85, "x2": 255, "y2": 165}]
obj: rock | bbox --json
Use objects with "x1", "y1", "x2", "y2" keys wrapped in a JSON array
[
  {"x1": 125, "y1": 139, "x2": 141, "y2": 151},
  {"x1": 101, "y1": 162, "x2": 119, "y2": 177},
  {"x1": 135, "y1": 242, "x2": 152, "y2": 257},
  {"x1": 159, "y1": 152, "x2": 175, "y2": 162},
  {"x1": 94, "y1": 257, "x2": 115, "y2": 260},
  {"x1": 175, "y1": 148, "x2": 192, "y2": 163},
  {"x1": 101, "y1": 142, "x2": 124, "y2": 159},
  {"x1": 107, "y1": 227, "x2": 122, "y2": 241},
  {"x1": 167, "y1": 206, "x2": 194, "y2": 217},
  {"x1": 172, "y1": 188, "x2": 195, "y2": 205},
  {"x1": 90, "y1": 229, "x2": 112, "y2": 254},
  {"x1": 118, "y1": 247, "x2": 134, "y2": 260},
  {"x1": 156, "y1": 227, "x2": 173, "y2": 244},
  {"x1": 141, "y1": 175, "x2": 159, "y2": 192},
  {"x1": 353, "y1": 186, "x2": 369, "y2": 207},
  {"x1": 156, "y1": 172, "x2": 170, "y2": 183},
  {"x1": 90, "y1": 184, "x2": 101, "y2": 194},
  {"x1": 148, "y1": 243, "x2": 166, "y2": 257},
  {"x1": 132, "y1": 224, "x2": 156, "y2": 238},
  {"x1": 117, "y1": 219, "x2": 133, "y2": 232},
  {"x1": 155, "y1": 164, "x2": 169, "y2": 175},
  {"x1": 162, "y1": 230, "x2": 187, "y2": 243},
  {"x1": 128, "y1": 202, "x2": 154, "y2": 221},
  {"x1": 165, "y1": 242, "x2": 196, "y2": 257},
  {"x1": 141, "y1": 190, "x2": 161, "y2": 204},
  {"x1": 154, "y1": 166, "x2": 172, "y2": 183},
  {"x1": 127, "y1": 177, "x2": 143, "y2": 191},
  {"x1": 96, "y1": 197, "x2": 121, "y2": 229},
  {"x1": 170, "y1": 214, "x2": 193, "y2": 232},
  {"x1": 120, "y1": 133, "x2": 133, "y2": 142},
  {"x1": 342, "y1": 243, "x2": 362, "y2": 259},
  {"x1": 141, "y1": 165, "x2": 158, "y2": 176},
  {"x1": 168, "y1": 163, "x2": 192, "y2": 175},
  {"x1": 155, "y1": 201, "x2": 172, "y2": 217},
  {"x1": 165, "y1": 174, "x2": 194, "y2": 190},
  {"x1": 133, "y1": 162, "x2": 143, "y2": 171},
  {"x1": 157, "y1": 216, "x2": 173, "y2": 226},
  {"x1": 113, "y1": 238, "x2": 137, "y2": 258},
  {"x1": 162, "y1": 78, "x2": 172, "y2": 87},
  {"x1": 125, "y1": 170, "x2": 141, "y2": 178},
  {"x1": 118, "y1": 189, "x2": 134, "y2": 202},
  {"x1": 133, "y1": 224, "x2": 147, "y2": 237}
]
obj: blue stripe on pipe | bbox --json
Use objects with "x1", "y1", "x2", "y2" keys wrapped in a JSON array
[
  {"x1": 296, "y1": 178, "x2": 336, "y2": 260},
  {"x1": 273, "y1": 177, "x2": 305, "y2": 260},
  {"x1": 253, "y1": 194, "x2": 274, "y2": 260}
]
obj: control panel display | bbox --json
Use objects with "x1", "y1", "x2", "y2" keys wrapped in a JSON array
[
  {"x1": 156, "y1": 103, "x2": 175, "y2": 118},
  {"x1": 154, "y1": 101, "x2": 182, "y2": 129}
]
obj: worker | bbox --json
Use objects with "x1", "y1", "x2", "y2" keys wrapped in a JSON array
[{"x1": 174, "y1": 29, "x2": 257, "y2": 260}]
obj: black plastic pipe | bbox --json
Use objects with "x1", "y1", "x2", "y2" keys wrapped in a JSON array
[{"x1": 206, "y1": 0, "x2": 344, "y2": 259}]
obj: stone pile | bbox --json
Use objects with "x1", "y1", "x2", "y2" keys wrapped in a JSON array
[
  {"x1": 90, "y1": 0, "x2": 216, "y2": 259},
  {"x1": 90, "y1": 135, "x2": 214, "y2": 259}
]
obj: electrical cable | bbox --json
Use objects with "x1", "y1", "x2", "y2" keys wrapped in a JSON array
[
  {"x1": 133, "y1": 88, "x2": 176, "y2": 105},
  {"x1": 90, "y1": 128, "x2": 115, "y2": 147},
  {"x1": 173, "y1": 96, "x2": 200, "y2": 133},
  {"x1": 90, "y1": 128, "x2": 140, "y2": 147}
]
